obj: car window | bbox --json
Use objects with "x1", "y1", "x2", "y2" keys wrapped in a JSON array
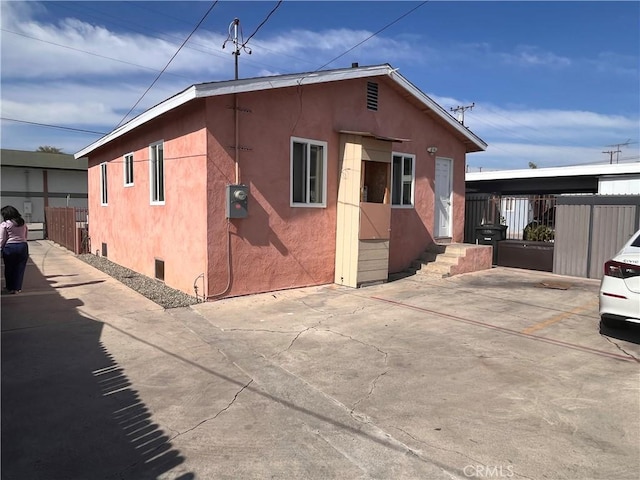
[{"x1": 632, "y1": 233, "x2": 640, "y2": 248}]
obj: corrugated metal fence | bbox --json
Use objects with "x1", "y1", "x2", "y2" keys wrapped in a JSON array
[
  {"x1": 465, "y1": 193, "x2": 640, "y2": 279},
  {"x1": 553, "y1": 195, "x2": 640, "y2": 279},
  {"x1": 44, "y1": 207, "x2": 89, "y2": 254}
]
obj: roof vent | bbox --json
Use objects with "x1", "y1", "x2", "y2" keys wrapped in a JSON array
[{"x1": 367, "y1": 81, "x2": 378, "y2": 111}]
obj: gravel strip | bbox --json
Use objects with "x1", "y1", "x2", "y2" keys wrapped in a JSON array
[{"x1": 78, "y1": 254, "x2": 200, "y2": 309}]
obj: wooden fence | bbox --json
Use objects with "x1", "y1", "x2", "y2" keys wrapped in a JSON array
[{"x1": 44, "y1": 207, "x2": 89, "y2": 254}]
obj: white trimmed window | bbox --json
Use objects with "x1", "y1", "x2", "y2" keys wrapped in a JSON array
[
  {"x1": 124, "y1": 153, "x2": 134, "y2": 186},
  {"x1": 149, "y1": 141, "x2": 164, "y2": 204},
  {"x1": 291, "y1": 137, "x2": 327, "y2": 207},
  {"x1": 100, "y1": 162, "x2": 108, "y2": 205},
  {"x1": 391, "y1": 153, "x2": 415, "y2": 207}
]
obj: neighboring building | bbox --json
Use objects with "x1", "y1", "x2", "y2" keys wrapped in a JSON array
[
  {"x1": 465, "y1": 163, "x2": 640, "y2": 195},
  {"x1": 466, "y1": 163, "x2": 640, "y2": 240},
  {"x1": 75, "y1": 64, "x2": 487, "y2": 298},
  {"x1": 1, "y1": 149, "x2": 88, "y2": 238},
  {"x1": 465, "y1": 163, "x2": 640, "y2": 277}
]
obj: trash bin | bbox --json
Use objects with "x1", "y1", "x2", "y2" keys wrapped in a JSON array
[{"x1": 474, "y1": 224, "x2": 508, "y2": 265}]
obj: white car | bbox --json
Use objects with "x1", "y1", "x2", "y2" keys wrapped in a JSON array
[{"x1": 599, "y1": 229, "x2": 640, "y2": 328}]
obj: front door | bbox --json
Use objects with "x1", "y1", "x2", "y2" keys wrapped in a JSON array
[{"x1": 434, "y1": 157, "x2": 452, "y2": 238}]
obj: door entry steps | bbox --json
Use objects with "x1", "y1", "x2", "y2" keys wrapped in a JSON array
[{"x1": 390, "y1": 243, "x2": 493, "y2": 281}]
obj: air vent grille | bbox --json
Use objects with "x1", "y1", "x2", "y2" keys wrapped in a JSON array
[
  {"x1": 367, "y1": 82, "x2": 379, "y2": 111},
  {"x1": 155, "y1": 258, "x2": 165, "y2": 282}
]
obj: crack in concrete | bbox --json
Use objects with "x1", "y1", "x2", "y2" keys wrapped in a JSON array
[
  {"x1": 273, "y1": 318, "x2": 330, "y2": 357},
  {"x1": 602, "y1": 336, "x2": 640, "y2": 363},
  {"x1": 219, "y1": 328, "x2": 300, "y2": 334},
  {"x1": 393, "y1": 427, "x2": 536, "y2": 480},
  {"x1": 320, "y1": 328, "x2": 389, "y2": 361},
  {"x1": 167, "y1": 379, "x2": 254, "y2": 443},
  {"x1": 350, "y1": 370, "x2": 388, "y2": 415},
  {"x1": 394, "y1": 426, "x2": 484, "y2": 466},
  {"x1": 284, "y1": 325, "x2": 316, "y2": 352}
]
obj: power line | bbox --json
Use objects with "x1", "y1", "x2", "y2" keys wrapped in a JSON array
[
  {"x1": 242, "y1": 1, "x2": 283, "y2": 48},
  {"x1": 115, "y1": 1, "x2": 219, "y2": 128},
  {"x1": 1, "y1": 117, "x2": 107, "y2": 135},
  {"x1": 0, "y1": 28, "x2": 191, "y2": 80},
  {"x1": 52, "y1": 2, "x2": 230, "y2": 63},
  {"x1": 605, "y1": 139, "x2": 637, "y2": 163},
  {"x1": 309, "y1": 1, "x2": 429, "y2": 75}
]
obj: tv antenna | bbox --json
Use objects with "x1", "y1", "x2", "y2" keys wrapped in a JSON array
[{"x1": 223, "y1": 18, "x2": 251, "y2": 80}]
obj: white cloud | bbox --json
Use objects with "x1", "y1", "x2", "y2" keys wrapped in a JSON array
[
  {"x1": 1, "y1": 1, "x2": 637, "y2": 169},
  {"x1": 500, "y1": 46, "x2": 572, "y2": 68}
]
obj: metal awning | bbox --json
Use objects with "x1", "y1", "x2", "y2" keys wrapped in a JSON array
[{"x1": 338, "y1": 130, "x2": 411, "y2": 143}]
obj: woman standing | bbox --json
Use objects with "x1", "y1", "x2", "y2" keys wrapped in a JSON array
[{"x1": 1, "y1": 206, "x2": 29, "y2": 294}]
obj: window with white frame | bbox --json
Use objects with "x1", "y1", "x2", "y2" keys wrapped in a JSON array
[
  {"x1": 391, "y1": 153, "x2": 415, "y2": 207},
  {"x1": 124, "y1": 153, "x2": 134, "y2": 186},
  {"x1": 149, "y1": 141, "x2": 164, "y2": 204},
  {"x1": 291, "y1": 137, "x2": 327, "y2": 207},
  {"x1": 100, "y1": 162, "x2": 108, "y2": 205}
]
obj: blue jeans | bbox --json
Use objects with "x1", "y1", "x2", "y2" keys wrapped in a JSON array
[{"x1": 2, "y1": 242, "x2": 29, "y2": 291}]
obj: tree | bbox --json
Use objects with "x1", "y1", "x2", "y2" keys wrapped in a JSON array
[
  {"x1": 528, "y1": 162, "x2": 538, "y2": 169},
  {"x1": 37, "y1": 146, "x2": 63, "y2": 154}
]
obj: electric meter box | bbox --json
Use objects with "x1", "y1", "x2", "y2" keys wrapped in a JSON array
[{"x1": 226, "y1": 184, "x2": 249, "y2": 218}]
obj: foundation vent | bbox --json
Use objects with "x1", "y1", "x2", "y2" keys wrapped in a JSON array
[
  {"x1": 367, "y1": 82, "x2": 379, "y2": 111},
  {"x1": 155, "y1": 258, "x2": 165, "y2": 282}
]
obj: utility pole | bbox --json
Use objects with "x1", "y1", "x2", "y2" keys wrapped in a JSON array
[
  {"x1": 450, "y1": 103, "x2": 475, "y2": 125},
  {"x1": 605, "y1": 139, "x2": 635, "y2": 164},
  {"x1": 602, "y1": 149, "x2": 621, "y2": 164}
]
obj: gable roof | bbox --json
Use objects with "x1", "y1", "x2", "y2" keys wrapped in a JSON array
[{"x1": 75, "y1": 64, "x2": 487, "y2": 159}]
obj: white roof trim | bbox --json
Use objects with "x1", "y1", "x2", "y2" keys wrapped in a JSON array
[
  {"x1": 466, "y1": 163, "x2": 640, "y2": 182},
  {"x1": 75, "y1": 64, "x2": 486, "y2": 159},
  {"x1": 386, "y1": 69, "x2": 487, "y2": 151}
]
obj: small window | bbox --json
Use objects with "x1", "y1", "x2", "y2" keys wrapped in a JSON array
[
  {"x1": 291, "y1": 137, "x2": 327, "y2": 207},
  {"x1": 149, "y1": 141, "x2": 164, "y2": 204},
  {"x1": 124, "y1": 153, "x2": 134, "y2": 186},
  {"x1": 367, "y1": 82, "x2": 379, "y2": 111},
  {"x1": 391, "y1": 153, "x2": 415, "y2": 207},
  {"x1": 100, "y1": 162, "x2": 108, "y2": 205}
]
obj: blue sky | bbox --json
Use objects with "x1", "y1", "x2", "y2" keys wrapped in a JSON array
[{"x1": 1, "y1": 0, "x2": 638, "y2": 171}]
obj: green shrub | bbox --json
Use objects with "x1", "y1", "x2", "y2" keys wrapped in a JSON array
[{"x1": 524, "y1": 224, "x2": 554, "y2": 242}]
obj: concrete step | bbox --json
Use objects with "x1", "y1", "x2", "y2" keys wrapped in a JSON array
[
  {"x1": 419, "y1": 251, "x2": 461, "y2": 264},
  {"x1": 417, "y1": 261, "x2": 454, "y2": 277},
  {"x1": 427, "y1": 243, "x2": 476, "y2": 256}
]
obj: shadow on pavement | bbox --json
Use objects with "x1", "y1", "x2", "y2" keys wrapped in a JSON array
[{"x1": 1, "y1": 254, "x2": 193, "y2": 479}]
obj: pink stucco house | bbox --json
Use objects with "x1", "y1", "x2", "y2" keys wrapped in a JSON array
[{"x1": 75, "y1": 64, "x2": 488, "y2": 299}]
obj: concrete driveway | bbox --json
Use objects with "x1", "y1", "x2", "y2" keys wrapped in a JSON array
[{"x1": 2, "y1": 241, "x2": 638, "y2": 479}]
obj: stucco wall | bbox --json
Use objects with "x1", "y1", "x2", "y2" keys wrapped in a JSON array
[
  {"x1": 204, "y1": 77, "x2": 470, "y2": 297},
  {"x1": 85, "y1": 76, "x2": 475, "y2": 298},
  {"x1": 86, "y1": 102, "x2": 208, "y2": 295}
]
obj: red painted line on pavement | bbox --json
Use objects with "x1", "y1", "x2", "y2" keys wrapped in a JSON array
[{"x1": 370, "y1": 296, "x2": 638, "y2": 363}]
